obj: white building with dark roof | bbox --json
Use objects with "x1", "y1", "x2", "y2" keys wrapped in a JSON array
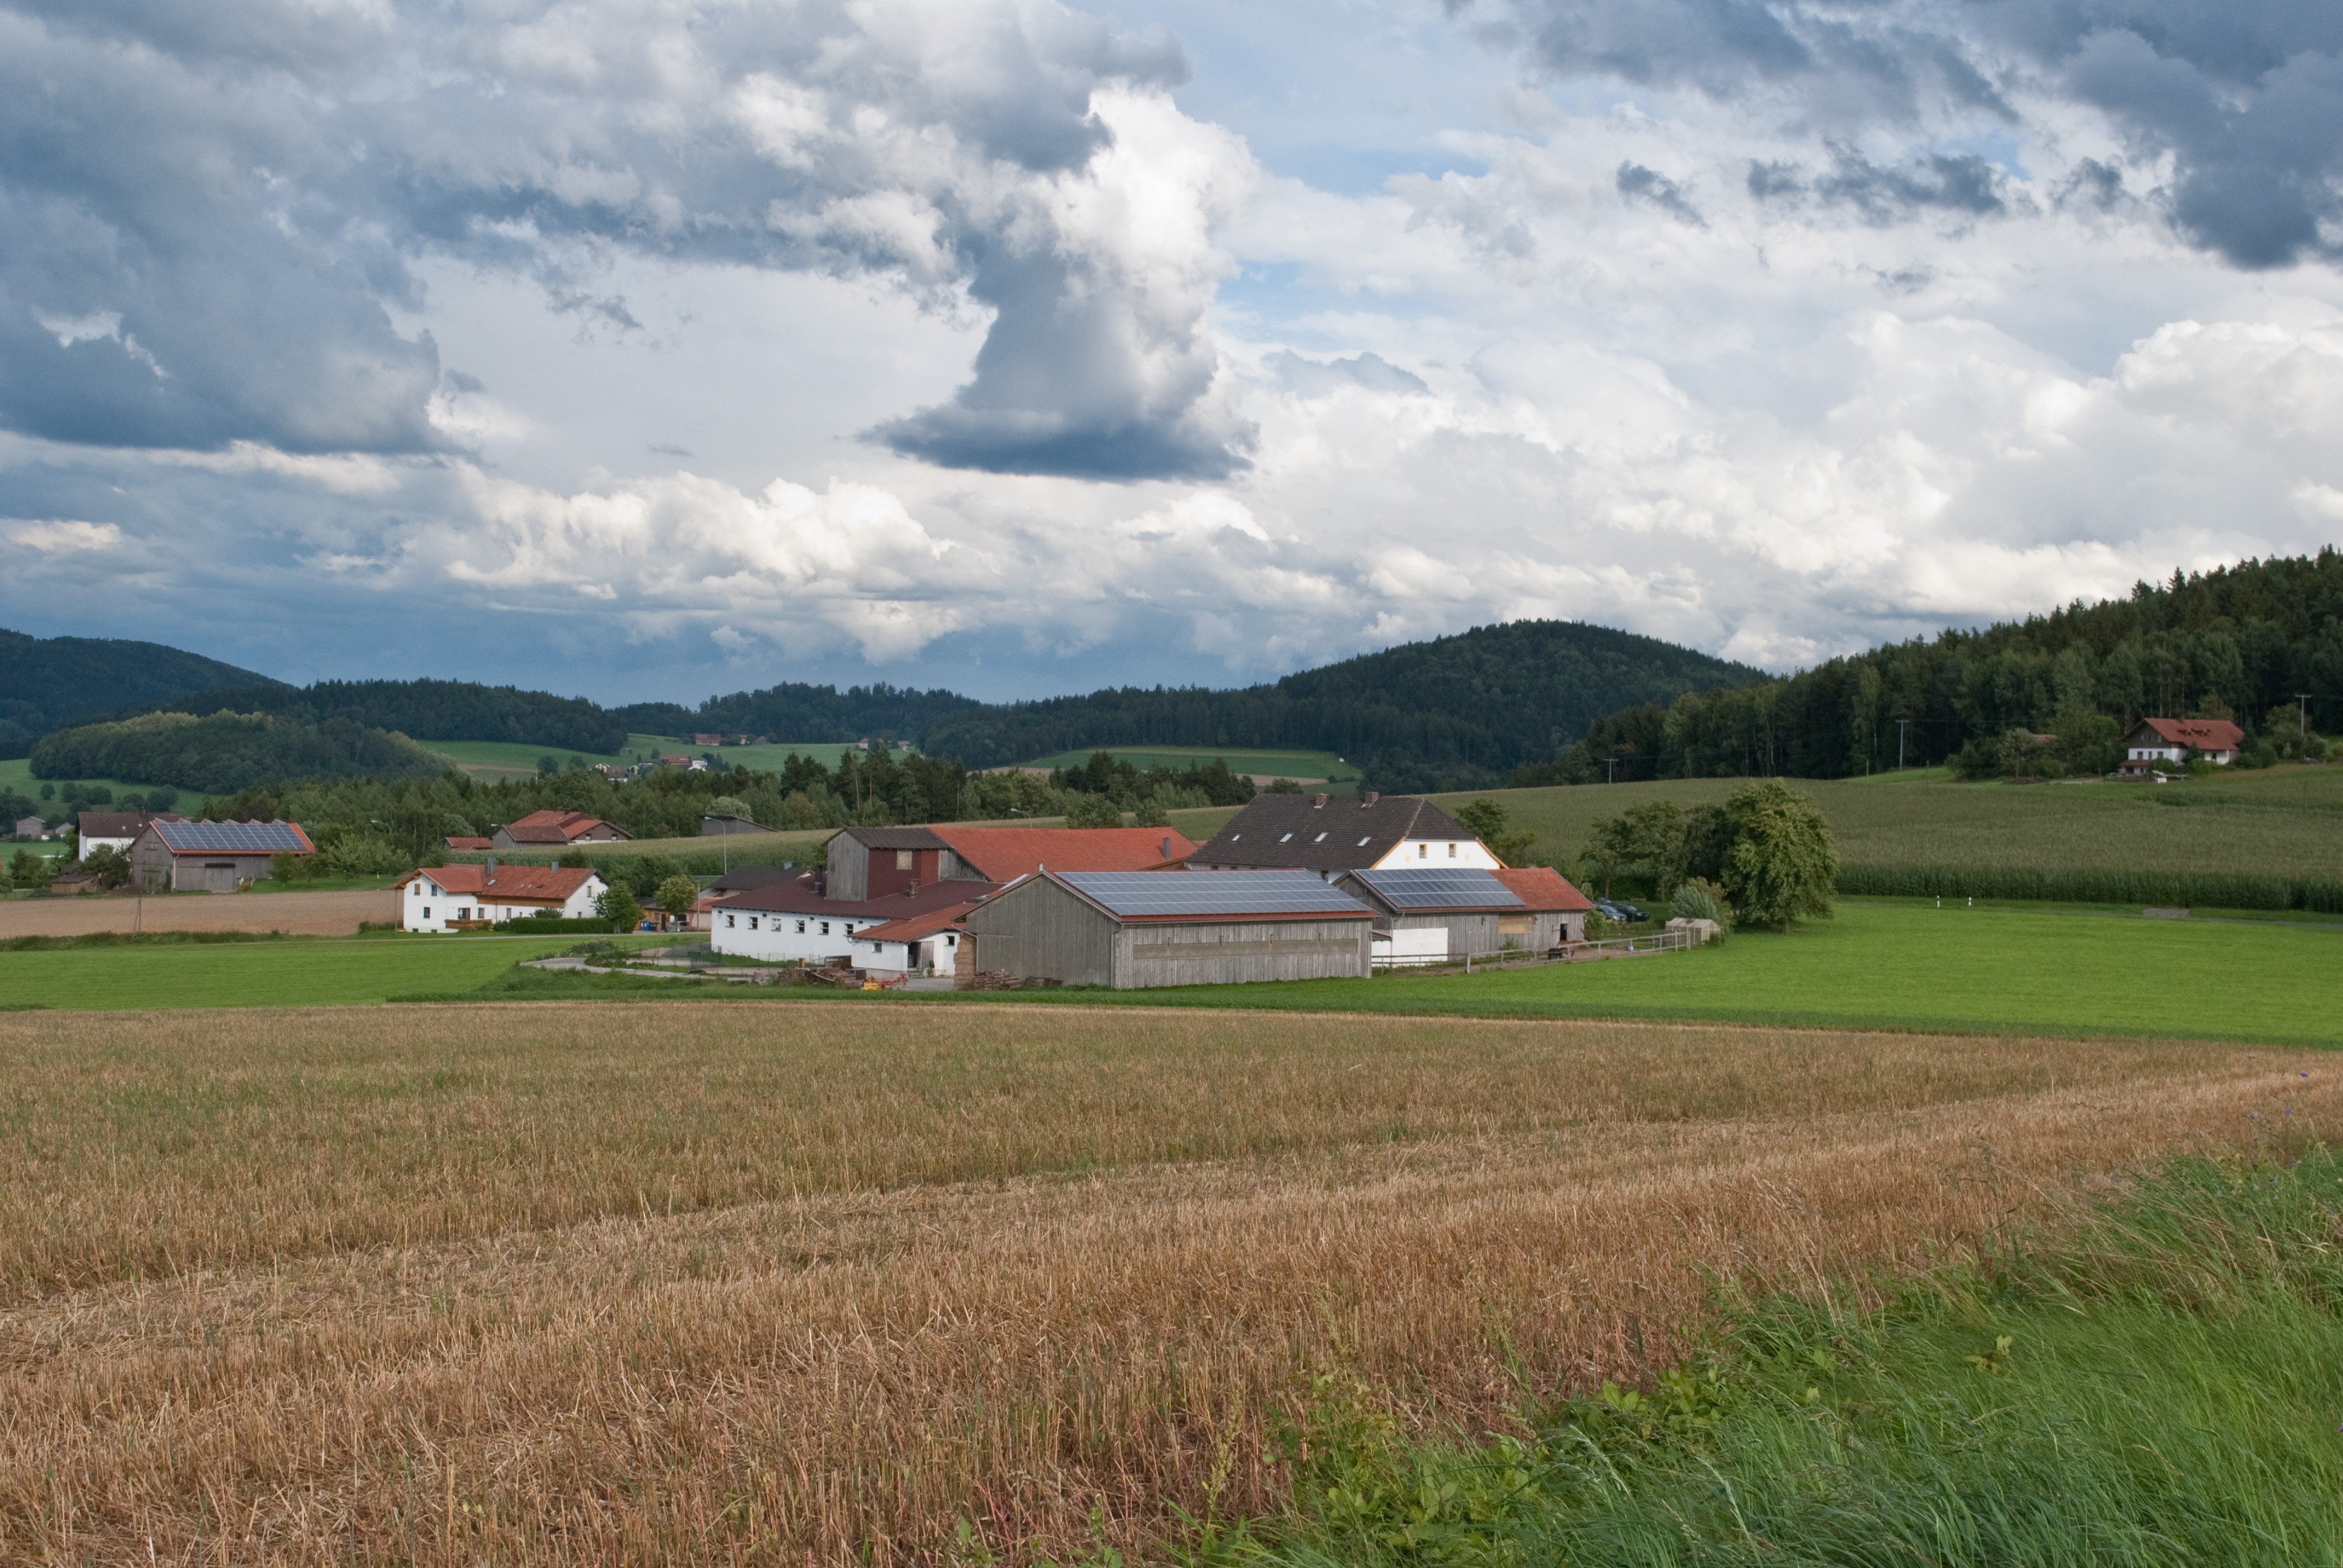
[{"x1": 1185, "y1": 792, "x2": 1498, "y2": 878}]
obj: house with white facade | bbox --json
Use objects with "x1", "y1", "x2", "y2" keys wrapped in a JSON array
[
  {"x1": 2118, "y1": 717, "x2": 2246, "y2": 779},
  {"x1": 76, "y1": 811, "x2": 186, "y2": 858},
  {"x1": 845, "y1": 900, "x2": 978, "y2": 977},
  {"x1": 1185, "y1": 792, "x2": 1500, "y2": 878},
  {"x1": 709, "y1": 872, "x2": 995, "y2": 967},
  {"x1": 395, "y1": 863, "x2": 607, "y2": 932}
]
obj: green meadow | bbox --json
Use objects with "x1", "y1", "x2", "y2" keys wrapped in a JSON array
[
  {"x1": 1017, "y1": 746, "x2": 1363, "y2": 785},
  {"x1": 418, "y1": 734, "x2": 908, "y2": 780},
  {"x1": 0, "y1": 932, "x2": 654, "y2": 1011}
]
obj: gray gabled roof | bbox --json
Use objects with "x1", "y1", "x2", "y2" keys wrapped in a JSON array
[
  {"x1": 837, "y1": 826, "x2": 949, "y2": 851},
  {"x1": 1188, "y1": 794, "x2": 1478, "y2": 871}
]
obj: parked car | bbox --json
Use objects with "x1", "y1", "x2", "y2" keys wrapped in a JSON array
[{"x1": 1593, "y1": 900, "x2": 1647, "y2": 924}]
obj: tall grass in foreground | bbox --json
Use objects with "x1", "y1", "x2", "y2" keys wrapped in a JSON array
[
  {"x1": 1837, "y1": 862, "x2": 2343, "y2": 911},
  {"x1": 1229, "y1": 1143, "x2": 2343, "y2": 1567}
]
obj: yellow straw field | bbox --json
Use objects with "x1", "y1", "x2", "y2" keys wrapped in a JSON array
[{"x1": 2, "y1": 1002, "x2": 2332, "y2": 1563}]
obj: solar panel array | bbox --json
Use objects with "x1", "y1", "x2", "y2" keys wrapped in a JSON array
[
  {"x1": 153, "y1": 820, "x2": 309, "y2": 854},
  {"x1": 1352, "y1": 867, "x2": 1522, "y2": 909},
  {"x1": 1058, "y1": 870, "x2": 1370, "y2": 919}
]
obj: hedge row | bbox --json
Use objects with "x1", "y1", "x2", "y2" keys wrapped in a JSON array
[
  {"x1": 1835, "y1": 863, "x2": 2343, "y2": 913},
  {"x1": 488, "y1": 916, "x2": 628, "y2": 934}
]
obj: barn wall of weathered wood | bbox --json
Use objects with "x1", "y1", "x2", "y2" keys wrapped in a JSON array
[
  {"x1": 1113, "y1": 917, "x2": 1371, "y2": 989},
  {"x1": 962, "y1": 878, "x2": 1117, "y2": 985}
]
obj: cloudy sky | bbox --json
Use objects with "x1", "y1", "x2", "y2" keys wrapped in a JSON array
[{"x1": 4, "y1": 0, "x2": 2341, "y2": 704}]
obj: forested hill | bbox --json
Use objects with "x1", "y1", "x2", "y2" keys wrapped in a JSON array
[
  {"x1": 612, "y1": 682, "x2": 988, "y2": 746},
  {"x1": 0, "y1": 629, "x2": 271, "y2": 757},
  {"x1": 152, "y1": 679, "x2": 628, "y2": 756},
  {"x1": 1555, "y1": 550, "x2": 2343, "y2": 785},
  {"x1": 919, "y1": 621, "x2": 1766, "y2": 791}
]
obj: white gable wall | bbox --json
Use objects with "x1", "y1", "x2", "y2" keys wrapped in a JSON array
[
  {"x1": 712, "y1": 909, "x2": 882, "y2": 964},
  {"x1": 1368, "y1": 837, "x2": 1502, "y2": 871}
]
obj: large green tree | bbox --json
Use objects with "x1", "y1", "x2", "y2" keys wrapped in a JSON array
[{"x1": 1714, "y1": 780, "x2": 1838, "y2": 929}]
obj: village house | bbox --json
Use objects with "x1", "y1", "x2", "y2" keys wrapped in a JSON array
[
  {"x1": 710, "y1": 874, "x2": 988, "y2": 966},
  {"x1": 395, "y1": 862, "x2": 608, "y2": 932},
  {"x1": 1185, "y1": 792, "x2": 1498, "y2": 878},
  {"x1": 76, "y1": 810, "x2": 188, "y2": 858},
  {"x1": 2119, "y1": 717, "x2": 2246, "y2": 779},
  {"x1": 491, "y1": 809, "x2": 631, "y2": 848},
  {"x1": 13, "y1": 814, "x2": 48, "y2": 840},
  {"x1": 1334, "y1": 865, "x2": 1593, "y2": 967},
  {"x1": 128, "y1": 820, "x2": 315, "y2": 892},
  {"x1": 960, "y1": 869, "x2": 1375, "y2": 990}
]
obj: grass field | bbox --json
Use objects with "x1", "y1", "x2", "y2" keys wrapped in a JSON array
[
  {"x1": 0, "y1": 930, "x2": 658, "y2": 1008},
  {"x1": 418, "y1": 734, "x2": 909, "y2": 780},
  {"x1": 1017, "y1": 746, "x2": 1363, "y2": 786},
  {"x1": 1, "y1": 1001, "x2": 2332, "y2": 1564},
  {"x1": 1437, "y1": 763, "x2": 2343, "y2": 884},
  {"x1": 0, "y1": 756, "x2": 148, "y2": 802}
]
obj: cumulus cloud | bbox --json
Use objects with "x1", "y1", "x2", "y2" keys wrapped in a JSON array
[
  {"x1": 7, "y1": 518, "x2": 121, "y2": 552},
  {"x1": 0, "y1": 0, "x2": 1256, "y2": 479}
]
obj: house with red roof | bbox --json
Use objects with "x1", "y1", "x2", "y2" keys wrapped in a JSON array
[
  {"x1": 709, "y1": 871, "x2": 991, "y2": 967},
  {"x1": 819, "y1": 824, "x2": 1196, "y2": 901},
  {"x1": 395, "y1": 862, "x2": 608, "y2": 932},
  {"x1": 2119, "y1": 717, "x2": 2246, "y2": 779},
  {"x1": 491, "y1": 809, "x2": 632, "y2": 848}
]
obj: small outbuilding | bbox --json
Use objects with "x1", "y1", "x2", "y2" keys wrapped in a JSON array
[
  {"x1": 492, "y1": 810, "x2": 632, "y2": 849},
  {"x1": 128, "y1": 819, "x2": 315, "y2": 892},
  {"x1": 1335, "y1": 865, "x2": 1594, "y2": 967},
  {"x1": 961, "y1": 869, "x2": 1375, "y2": 990},
  {"x1": 13, "y1": 814, "x2": 47, "y2": 840}
]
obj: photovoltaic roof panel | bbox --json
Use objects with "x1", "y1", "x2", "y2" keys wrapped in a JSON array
[
  {"x1": 1352, "y1": 867, "x2": 1523, "y2": 909},
  {"x1": 1058, "y1": 870, "x2": 1371, "y2": 919},
  {"x1": 152, "y1": 820, "x2": 310, "y2": 854}
]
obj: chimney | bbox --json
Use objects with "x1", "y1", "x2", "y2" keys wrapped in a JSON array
[
  {"x1": 1361, "y1": 792, "x2": 1378, "y2": 807},
  {"x1": 1313, "y1": 793, "x2": 1328, "y2": 808},
  {"x1": 1160, "y1": 836, "x2": 1173, "y2": 860},
  {"x1": 485, "y1": 856, "x2": 497, "y2": 881}
]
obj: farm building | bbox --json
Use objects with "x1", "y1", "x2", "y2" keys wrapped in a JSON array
[
  {"x1": 77, "y1": 811, "x2": 186, "y2": 858},
  {"x1": 710, "y1": 874, "x2": 993, "y2": 965},
  {"x1": 847, "y1": 900, "x2": 978, "y2": 978},
  {"x1": 1334, "y1": 866, "x2": 1594, "y2": 967},
  {"x1": 2119, "y1": 717, "x2": 2246, "y2": 778},
  {"x1": 395, "y1": 863, "x2": 608, "y2": 932},
  {"x1": 687, "y1": 862, "x2": 802, "y2": 931},
  {"x1": 821, "y1": 824, "x2": 1196, "y2": 900},
  {"x1": 1186, "y1": 792, "x2": 1496, "y2": 878},
  {"x1": 13, "y1": 814, "x2": 48, "y2": 840},
  {"x1": 128, "y1": 820, "x2": 315, "y2": 892},
  {"x1": 445, "y1": 835, "x2": 494, "y2": 851},
  {"x1": 960, "y1": 869, "x2": 1375, "y2": 990},
  {"x1": 492, "y1": 810, "x2": 632, "y2": 848}
]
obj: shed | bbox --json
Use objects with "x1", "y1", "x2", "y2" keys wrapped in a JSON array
[
  {"x1": 1335, "y1": 865, "x2": 1593, "y2": 967},
  {"x1": 13, "y1": 814, "x2": 47, "y2": 840},
  {"x1": 961, "y1": 869, "x2": 1374, "y2": 990},
  {"x1": 129, "y1": 819, "x2": 315, "y2": 892},
  {"x1": 493, "y1": 810, "x2": 632, "y2": 848}
]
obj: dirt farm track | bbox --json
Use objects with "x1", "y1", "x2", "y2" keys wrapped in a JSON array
[{"x1": 0, "y1": 888, "x2": 396, "y2": 939}]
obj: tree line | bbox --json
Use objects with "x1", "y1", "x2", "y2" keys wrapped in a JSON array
[{"x1": 1532, "y1": 552, "x2": 2343, "y2": 785}]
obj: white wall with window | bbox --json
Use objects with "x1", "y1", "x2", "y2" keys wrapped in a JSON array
[
  {"x1": 710, "y1": 909, "x2": 874, "y2": 964},
  {"x1": 401, "y1": 872, "x2": 606, "y2": 933},
  {"x1": 1369, "y1": 837, "x2": 1501, "y2": 871}
]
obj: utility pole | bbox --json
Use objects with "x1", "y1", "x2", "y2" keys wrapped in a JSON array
[
  {"x1": 1605, "y1": 755, "x2": 1616, "y2": 785},
  {"x1": 2299, "y1": 694, "x2": 2313, "y2": 746},
  {"x1": 1895, "y1": 718, "x2": 1909, "y2": 771}
]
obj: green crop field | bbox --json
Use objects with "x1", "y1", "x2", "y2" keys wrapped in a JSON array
[
  {"x1": 418, "y1": 734, "x2": 906, "y2": 780},
  {"x1": 1017, "y1": 746, "x2": 1362, "y2": 786},
  {"x1": 0, "y1": 931, "x2": 662, "y2": 1011},
  {"x1": 1435, "y1": 763, "x2": 2343, "y2": 887},
  {"x1": 0, "y1": 757, "x2": 150, "y2": 802}
]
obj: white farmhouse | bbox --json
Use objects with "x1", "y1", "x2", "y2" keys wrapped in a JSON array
[
  {"x1": 710, "y1": 872, "x2": 994, "y2": 967},
  {"x1": 395, "y1": 863, "x2": 607, "y2": 932},
  {"x1": 1185, "y1": 792, "x2": 1502, "y2": 878}
]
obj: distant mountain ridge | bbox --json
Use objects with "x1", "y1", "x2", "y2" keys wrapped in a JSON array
[
  {"x1": 2, "y1": 619, "x2": 1765, "y2": 789},
  {"x1": 0, "y1": 628, "x2": 271, "y2": 757}
]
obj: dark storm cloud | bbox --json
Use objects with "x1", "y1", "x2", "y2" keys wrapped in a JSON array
[
  {"x1": 0, "y1": 1, "x2": 1240, "y2": 479},
  {"x1": 1615, "y1": 162, "x2": 1705, "y2": 224},
  {"x1": 1463, "y1": 0, "x2": 2343, "y2": 268}
]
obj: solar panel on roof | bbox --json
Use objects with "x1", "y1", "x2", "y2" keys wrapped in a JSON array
[
  {"x1": 1058, "y1": 870, "x2": 1369, "y2": 919},
  {"x1": 1352, "y1": 867, "x2": 1522, "y2": 909},
  {"x1": 154, "y1": 821, "x2": 309, "y2": 854}
]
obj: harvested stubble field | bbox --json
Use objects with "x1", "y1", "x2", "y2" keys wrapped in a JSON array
[
  {"x1": 0, "y1": 886, "x2": 396, "y2": 939},
  {"x1": 2, "y1": 1002, "x2": 2335, "y2": 1565}
]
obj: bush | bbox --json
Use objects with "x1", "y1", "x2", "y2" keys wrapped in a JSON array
[
  {"x1": 1717, "y1": 780, "x2": 1838, "y2": 929},
  {"x1": 1668, "y1": 877, "x2": 1731, "y2": 932},
  {"x1": 1835, "y1": 863, "x2": 2343, "y2": 912},
  {"x1": 490, "y1": 915, "x2": 615, "y2": 933},
  {"x1": 594, "y1": 884, "x2": 643, "y2": 932},
  {"x1": 1063, "y1": 792, "x2": 1124, "y2": 829}
]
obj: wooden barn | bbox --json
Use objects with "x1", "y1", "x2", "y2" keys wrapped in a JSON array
[
  {"x1": 1334, "y1": 865, "x2": 1593, "y2": 967},
  {"x1": 128, "y1": 819, "x2": 314, "y2": 892},
  {"x1": 960, "y1": 869, "x2": 1374, "y2": 990}
]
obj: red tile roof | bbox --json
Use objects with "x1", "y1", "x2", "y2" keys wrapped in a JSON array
[
  {"x1": 501, "y1": 809, "x2": 626, "y2": 844},
  {"x1": 855, "y1": 901, "x2": 982, "y2": 944},
  {"x1": 1491, "y1": 866, "x2": 1595, "y2": 912},
  {"x1": 2131, "y1": 717, "x2": 2245, "y2": 751},
  {"x1": 401, "y1": 864, "x2": 602, "y2": 902},
  {"x1": 445, "y1": 836, "x2": 494, "y2": 851},
  {"x1": 928, "y1": 825, "x2": 1198, "y2": 881}
]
